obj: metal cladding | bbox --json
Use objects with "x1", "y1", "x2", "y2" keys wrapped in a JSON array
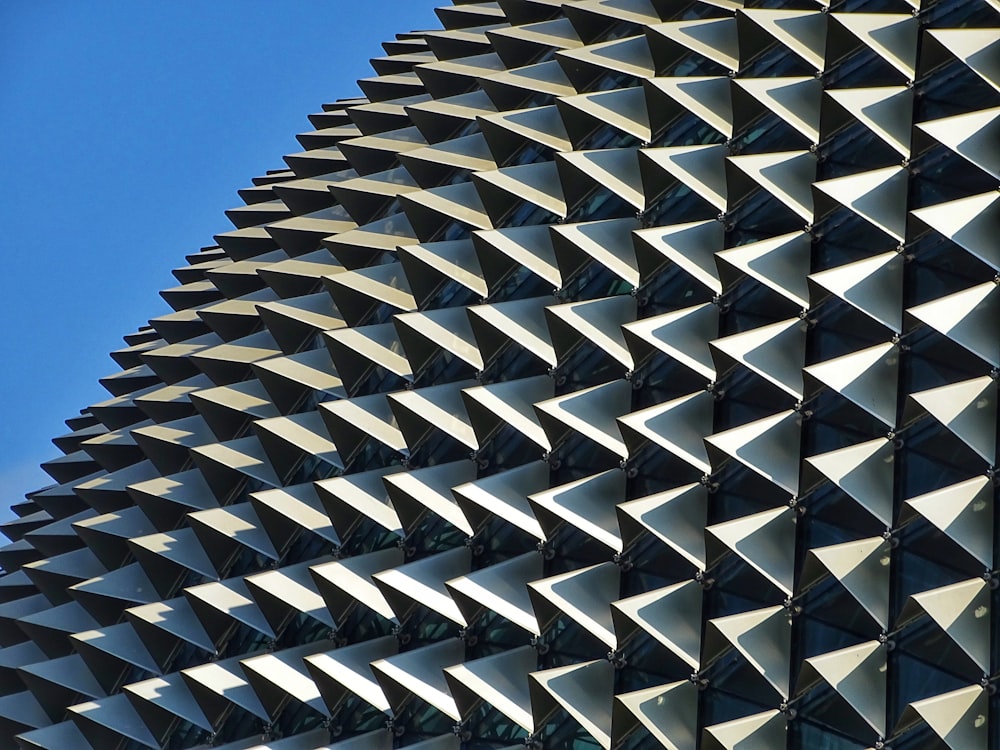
[{"x1": 2, "y1": 1, "x2": 1000, "y2": 748}]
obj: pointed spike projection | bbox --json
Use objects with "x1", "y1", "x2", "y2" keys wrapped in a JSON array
[
  {"x1": 551, "y1": 216, "x2": 642, "y2": 293},
  {"x1": 612, "y1": 580, "x2": 703, "y2": 674},
  {"x1": 471, "y1": 224, "x2": 561, "y2": 296},
  {"x1": 702, "y1": 710, "x2": 785, "y2": 750},
  {"x1": 528, "y1": 562, "x2": 619, "y2": 648},
  {"x1": 813, "y1": 166, "x2": 909, "y2": 243},
  {"x1": 315, "y1": 466, "x2": 405, "y2": 543},
  {"x1": 14, "y1": 720, "x2": 92, "y2": 750},
  {"x1": 710, "y1": 318, "x2": 806, "y2": 399},
  {"x1": 917, "y1": 107, "x2": 1000, "y2": 180},
  {"x1": 639, "y1": 144, "x2": 728, "y2": 215},
  {"x1": 705, "y1": 506, "x2": 796, "y2": 596},
  {"x1": 473, "y1": 161, "x2": 568, "y2": 226},
  {"x1": 907, "y1": 283, "x2": 1000, "y2": 367},
  {"x1": 382, "y1": 460, "x2": 476, "y2": 538},
  {"x1": 623, "y1": 302, "x2": 718, "y2": 383},
  {"x1": 478, "y1": 105, "x2": 571, "y2": 164},
  {"x1": 905, "y1": 376, "x2": 997, "y2": 464},
  {"x1": 726, "y1": 150, "x2": 816, "y2": 223},
  {"x1": 714, "y1": 231, "x2": 810, "y2": 309},
  {"x1": 802, "y1": 342, "x2": 900, "y2": 427},
  {"x1": 900, "y1": 476, "x2": 994, "y2": 569},
  {"x1": 617, "y1": 483, "x2": 707, "y2": 570},
  {"x1": 827, "y1": 13, "x2": 919, "y2": 83},
  {"x1": 893, "y1": 685, "x2": 988, "y2": 750},
  {"x1": 395, "y1": 306, "x2": 484, "y2": 380},
  {"x1": 463, "y1": 375, "x2": 553, "y2": 459},
  {"x1": 373, "y1": 546, "x2": 471, "y2": 626},
  {"x1": 446, "y1": 551, "x2": 542, "y2": 636},
  {"x1": 444, "y1": 646, "x2": 536, "y2": 732},
  {"x1": 808, "y1": 251, "x2": 904, "y2": 333},
  {"x1": 239, "y1": 641, "x2": 330, "y2": 722},
  {"x1": 909, "y1": 192, "x2": 1000, "y2": 271},
  {"x1": 529, "y1": 660, "x2": 614, "y2": 750},
  {"x1": 800, "y1": 537, "x2": 891, "y2": 631},
  {"x1": 556, "y1": 149, "x2": 645, "y2": 215},
  {"x1": 737, "y1": 9, "x2": 827, "y2": 74},
  {"x1": 387, "y1": 379, "x2": 480, "y2": 459},
  {"x1": 370, "y1": 639, "x2": 465, "y2": 721},
  {"x1": 643, "y1": 76, "x2": 733, "y2": 141},
  {"x1": 187, "y1": 503, "x2": 280, "y2": 574},
  {"x1": 303, "y1": 636, "x2": 396, "y2": 716},
  {"x1": 397, "y1": 238, "x2": 487, "y2": 308},
  {"x1": 183, "y1": 578, "x2": 275, "y2": 651},
  {"x1": 180, "y1": 653, "x2": 269, "y2": 732},
  {"x1": 468, "y1": 296, "x2": 557, "y2": 372},
  {"x1": 70, "y1": 626, "x2": 157, "y2": 695},
  {"x1": 632, "y1": 219, "x2": 723, "y2": 297},
  {"x1": 704, "y1": 411, "x2": 802, "y2": 495},
  {"x1": 563, "y1": 0, "x2": 660, "y2": 45},
  {"x1": 322, "y1": 322, "x2": 412, "y2": 398},
  {"x1": 545, "y1": 294, "x2": 636, "y2": 375},
  {"x1": 5, "y1": 3, "x2": 1000, "y2": 748},
  {"x1": 404, "y1": 90, "x2": 493, "y2": 144},
  {"x1": 732, "y1": 76, "x2": 822, "y2": 146},
  {"x1": 528, "y1": 470, "x2": 623, "y2": 554},
  {"x1": 310, "y1": 547, "x2": 402, "y2": 625},
  {"x1": 923, "y1": 29, "x2": 999, "y2": 93},
  {"x1": 796, "y1": 641, "x2": 887, "y2": 742},
  {"x1": 69, "y1": 693, "x2": 160, "y2": 750},
  {"x1": 323, "y1": 262, "x2": 418, "y2": 327},
  {"x1": 244, "y1": 561, "x2": 334, "y2": 635},
  {"x1": 618, "y1": 390, "x2": 715, "y2": 476},
  {"x1": 646, "y1": 18, "x2": 739, "y2": 77},
  {"x1": 125, "y1": 598, "x2": 214, "y2": 673},
  {"x1": 452, "y1": 461, "x2": 548, "y2": 540},
  {"x1": 803, "y1": 438, "x2": 895, "y2": 528},
  {"x1": 535, "y1": 380, "x2": 632, "y2": 462},
  {"x1": 555, "y1": 36, "x2": 654, "y2": 93},
  {"x1": 70, "y1": 563, "x2": 161, "y2": 625},
  {"x1": 487, "y1": 17, "x2": 580, "y2": 65},
  {"x1": 127, "y1": 529, "x2": 218, "y2": 600},
  {"x1": 415, "y1": 52, "x2": 507, "y2": 101},
  {"x1": 823, "y1": 86, "x2": 913, "y2": 158},
  {"x1": 250, "y1": 482, "x2": 339, "y2": 555},
  {"x1": 18, "y1": 653, "x2": 105, "y2": 723},
  {"x1": 123, "y1": 673, "x2": 212, "y2": 746},
  {"x1": 897, "y1": 578, "x2": 991, "y2": 676},
  {"x1": 613, "y1": 681, "x2": 698, "y2": 750},
  {"x1": 556, "y1": 86, "x2": 650, "y2": 148},
  {"x1": 479, "y1": 60, "x2": 576, "y2": 111}
]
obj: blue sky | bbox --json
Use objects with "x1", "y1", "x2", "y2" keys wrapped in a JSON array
[{"x1": 0, "y1": 1, "x2": 439, "y2": 522}]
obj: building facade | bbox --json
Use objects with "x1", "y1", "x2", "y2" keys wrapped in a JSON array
[{"x1": 1, "y1": 1, "x2": 999, "y2": 748}]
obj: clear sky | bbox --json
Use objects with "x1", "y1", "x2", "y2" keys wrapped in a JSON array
[{"x1": 0, "y1": 1, "x2": 440, "y2": 522}]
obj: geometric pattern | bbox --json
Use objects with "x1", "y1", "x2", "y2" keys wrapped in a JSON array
[{"x1": 2, "y1": 1, "x2": 999, "y2": 748}]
